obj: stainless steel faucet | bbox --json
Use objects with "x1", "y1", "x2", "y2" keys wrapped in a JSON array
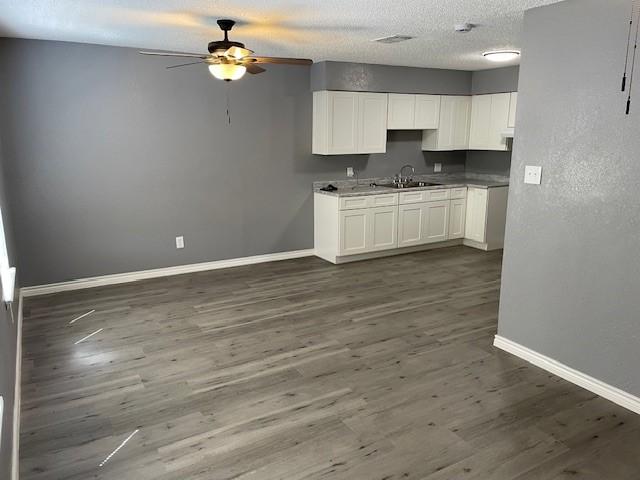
[{"x1": 399, "y1": 164, "x2": 415, "y2": 183}]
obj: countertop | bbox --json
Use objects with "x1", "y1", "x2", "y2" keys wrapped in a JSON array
[{"x1": 313, "y1": 174, "x2": 509, "y2": 198}]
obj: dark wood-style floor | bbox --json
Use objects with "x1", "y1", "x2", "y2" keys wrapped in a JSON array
[{"x1": 20, "y1": 247, "x2": 640, "y2": 479}]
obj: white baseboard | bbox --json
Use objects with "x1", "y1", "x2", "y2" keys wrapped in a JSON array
[
  {"x1": 21, "y1": 249, "x2": 315, "y2": 297},
  {"x1": 11, "y1": 292, "x2": 23, "y2": 480},
  {"x1": 494, "y1": 335, "x2": 640, "y2": 415}
]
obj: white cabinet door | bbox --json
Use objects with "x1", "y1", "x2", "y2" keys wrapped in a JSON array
[
  {"x1": 414, "y1": 95, "x2": 441, "y2": 129},
  {"x1": 370, "y1": 206, "x2": 398, "y2": 251},
  {"x1": 387, "y1": 94, "x2": 415, "y2": 130},
  {"x1": 339, "y1": 208, "x2": 369, "y2": 255},
  {"x1": 469, "y1": 93, "x2": 512, "y2": 151},
  {"x1": 423, "y1": 96, "x2": 470, "y2": 151},
  {"x1": 452, "y1": 96, "x2": 471, "y2": 149},
  {"x1": 398, "y1": 204, "x2": 425, "y2": 247},
  {"x1": 423, "y1": 200, "x2": 450, "y2": 243},
  {"x1": 328, "y1": 92, "x2": 358, "y2": 154},
  {"x1": 313, "y1": 91, "x2": 387, "y2": 155},
  {"x1": 508, "y1": 92, "x2": 518, "y2": 128},
  {"x1": 469, "y1": 94, "x2": 492, "y2": 149},
  {"x1": 448, "y1": 198, "x2": 466, "y2": 239},
  {"x1": 465, "y1": 188, "x2": 488, "y2": 243},
  {"x1": 488, "y1": 93, "x2": 511, "y2": 150},
  {"x1": 358, "y1": 93, "x2": 388, "y2": 153}
]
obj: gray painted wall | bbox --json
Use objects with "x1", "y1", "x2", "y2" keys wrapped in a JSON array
[
  {"x1": 0, "y1": 133, "x2": 18, "y2": 479},
  {"x1": 471, "y1": 66, "x2": 520, "y2": 94},
  {"x1": 311, "y1": 61, "x2": 472, "y2": 94},
  {"x1": 0, "y1": 39, "x2": 465, "y2": 286},
  {"x1": 498, "y1": 0, "x2": 640, "y2": 395}
]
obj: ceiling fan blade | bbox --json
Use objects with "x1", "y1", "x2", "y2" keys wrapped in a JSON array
[
  {"x1": 245, "y1": 64, "x2": 266, "y2": 75},
  {"x1": 166, "y1": 61, "x2": 205, "y2": 69},
  {"x1": 224, "y1": 46, "x2": 254, "y2": 60},
  {"x1": 249, "y1": 56, "x2": 313, "y2": 66},
  {"x1": 139, "y1": 51, "x2": 210, "y2": 59}
]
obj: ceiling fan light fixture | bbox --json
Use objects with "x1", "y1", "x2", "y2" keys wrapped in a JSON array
[
  {"x1": 482, "y1": 50, "x2": 520, "y2": 62},
  {"x1": 208, "y1": 63, "x2": 247, "y2": 81}
]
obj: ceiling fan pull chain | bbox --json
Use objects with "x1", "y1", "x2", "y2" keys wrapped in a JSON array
[
  {"x1": 226, "y1": 84, "x2": 232, "y2": 125},
  {"x1": 626, "y1": 0, "x2": 640, "y2": 114},
  {"x1": 622, "y1": 0, "x2": 635, "y2": 92}
]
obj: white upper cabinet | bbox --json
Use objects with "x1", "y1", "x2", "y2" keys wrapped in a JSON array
[
  {"x1": 313, "y1": 91, "x2": 387, "y2": 155},
  {"x1": 359, "y1": 93, "x2": 389, "y2": 153},
  {"x1": 387, "y1": 94, "x2": 416, "y2": 129},
  {"x1": 314, "y1": 90, "x2": 517, "y2": 154},
  {"x1": 388, "y1": 94, "x2": 441, "y2": 130},
  {"x1": 508, "y1": 92, "x2": 518, "y2": 128},
  {"x1": 422, "y1": 96, "x2": 471, "y2": 151},
  {"x1": 468, "y1": 93, "x2": 512, "y2": 151},
  {"x1": 414, "y1": 95, "x2": 441, "y2": 129}
]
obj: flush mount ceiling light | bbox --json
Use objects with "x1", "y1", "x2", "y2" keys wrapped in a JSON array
[{"x1": 482, "y1": 50, "x2": 520, "y2": 62}]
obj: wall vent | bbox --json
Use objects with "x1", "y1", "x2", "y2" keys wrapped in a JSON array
[{"x1": 372, "y1": 35, "x2": 414, "y2": 44}]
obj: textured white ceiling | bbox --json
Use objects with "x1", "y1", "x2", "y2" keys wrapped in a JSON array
[{"x1": 0, "y1": 0, "x2": 563, "y2": 70}]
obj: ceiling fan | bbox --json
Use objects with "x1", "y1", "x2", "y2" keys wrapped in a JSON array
[{"x1": 140, "y1": 19, "x2": 312, "y2": 81}]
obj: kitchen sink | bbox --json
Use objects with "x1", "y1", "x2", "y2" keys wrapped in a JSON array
[{"x1": 374, "y1": 181, "x2": 441, "y2": 189}]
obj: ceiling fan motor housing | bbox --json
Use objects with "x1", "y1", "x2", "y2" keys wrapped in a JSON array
[{"x1": 208, "y1": 19, "x2": 245, "y2": 54}]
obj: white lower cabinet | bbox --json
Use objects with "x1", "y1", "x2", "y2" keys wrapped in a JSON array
[
  {"x1": 370, "y1": 206, "x2": 398, "y2": 251},
  {"x1": 465, "y1": 188, "x2": 488, "y2": 243},
  {"x1": 448, "y1": 198, "x2": 467, "y2": 239},
  {"x1": 423, "y1": 200, "x2": 449, "y2": 243},
  {"x1": 397, "y1": 191, "x2": 453, "y2": 247},
  {"x1": 398, "y1": 204, "x2": 424, "y2": 247},
  {"x1": 336, "y1": 195, "x2": 399, "y2": 256},
  {"x1": 339, "y1": 208, "x2": 370, "y2": 255},
  {"x1": 463, "y1": 186, "x2": 508, "y2": 249},
  {"x1": 314, "y1": 185, "x2": 506, "y2": 264}
]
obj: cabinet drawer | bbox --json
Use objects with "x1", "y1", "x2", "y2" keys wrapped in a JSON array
[
  {"x1": 339, "y1": 196, "x2": 369, "y2": 210},
  {"x1": 370, "y1": 194, "x2": 398, "y2": 207},
  {"x1": 425, "y1": 189, "x2": 451, "y2": 201},
  {"x1": 450, "y1": 188, "x2": 467, "y2": 200},
  {"x1": 339, "y1": 193, "x2": 398, "y2": 210},
  {"x1": 399, "y1": 191, "x2": 425, "y2": 204}
]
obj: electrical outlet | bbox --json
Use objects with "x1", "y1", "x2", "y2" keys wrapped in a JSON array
[
  {"x1": 524, "y1": 166, "x2": 542, "y2": 185},
  {"x1": 434, "y1": 163, "x2": 442, "y2": 173},
  {"x1": 346, "y1": 167, "x2": 354, "y2": 177},
  {"x1": 175, "y1": 236, "x2": 185, "y2": 249}
]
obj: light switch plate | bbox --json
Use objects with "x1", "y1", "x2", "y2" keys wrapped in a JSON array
[
  {"x1": 175, "y1": 236, "x2": 184, "y2": 249},
  {"x1": 346, "y1": 167, "x2": 354, "y2": 177},
  {"x1": 433, "y1": 163, "x2": 442, "y2": 173},
  {"x1": 524, "y1": 165, "x2": 542, "y2": 185}
]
